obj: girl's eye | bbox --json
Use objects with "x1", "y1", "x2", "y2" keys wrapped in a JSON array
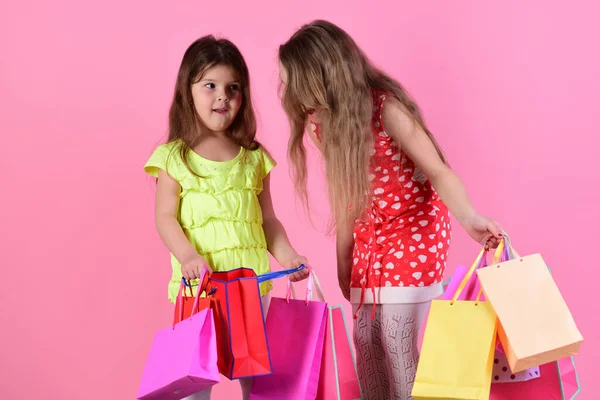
[
  {"x1": 229, "y1": 84, "x2": 240, "y2": 91},
  {"x1": 205, "y1": 83, "x2": 215, "y2": 89}
]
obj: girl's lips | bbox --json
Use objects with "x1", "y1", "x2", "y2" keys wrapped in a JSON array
[{"x1": 213, "y1": 108, "x2": 229, "y2": 114}]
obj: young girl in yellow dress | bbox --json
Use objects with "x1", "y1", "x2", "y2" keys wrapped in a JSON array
[{"x1": 144, "y1": 35, "x2": 308, "y2": 400}]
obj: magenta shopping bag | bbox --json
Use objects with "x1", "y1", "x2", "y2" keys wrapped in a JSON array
[
  {"x1": 249, "y1": 272, "x2": 328, "y2": 400},
  {"x1": 316, "y1": 305, "x2": 362, "y2": 400},
  {"x1": 441, "y1": 265, "x2": 485, "y2": 302},
  {"x1": 137, "y1": 272, "x2": 219, "y2": 399},
  {"x1": 490, "y1": 357, "x2": 581, "y2": 399}
]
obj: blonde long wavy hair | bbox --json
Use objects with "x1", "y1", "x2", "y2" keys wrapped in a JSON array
[{"x1": 279, "y1": 20, "x2": 446, "y2": 234}]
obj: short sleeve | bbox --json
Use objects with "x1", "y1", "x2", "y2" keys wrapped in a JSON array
[
  {"x1": 144, "y1": 143, "x2": 173, "y2": 177},
  {"x1": 259, "y1": 146, "x2": 277, "y2": 178}
]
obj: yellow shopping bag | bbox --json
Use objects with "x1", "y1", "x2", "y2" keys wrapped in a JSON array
[
  {"x1": 412, "y1": 249, "x2": 498, "y2": 400},
  {"x1": 476, "y1": 238, "x2": 583, "y2": 373}
]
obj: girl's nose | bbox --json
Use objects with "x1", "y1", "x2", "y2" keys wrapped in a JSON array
[{"x1": 217, "y1": 92, "x2": 229, "y2": 102}]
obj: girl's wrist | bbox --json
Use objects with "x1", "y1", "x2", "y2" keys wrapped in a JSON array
[
  {"x1": 457, "y1": 209, "x2": 478, "y2": 227},
  {"x1": 275, "y1": 247, "x2": 299, "y2": 265},
  {"x1": 177, "y1": 248, "x2": 200, "y2": 264}
]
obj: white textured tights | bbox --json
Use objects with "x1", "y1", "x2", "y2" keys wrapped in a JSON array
[{"x1": 353, "y1": 302, "x2": 430, "y2": 400}]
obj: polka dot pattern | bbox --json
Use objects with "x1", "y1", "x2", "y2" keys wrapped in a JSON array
[
  {"x1": 491, "y1": 353, "x2": 541, "y2": 383},
  {"x1": 350, "y1": 90, "x2": 451, "y2": 291}
]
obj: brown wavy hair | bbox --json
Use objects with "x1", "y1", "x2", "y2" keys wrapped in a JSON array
[
  {"x1": 167, "y1": 35, "x2": 258, "y2": 175},
  {"x1": 279, "y1": 20, "x2": 446, "y2": 233}
]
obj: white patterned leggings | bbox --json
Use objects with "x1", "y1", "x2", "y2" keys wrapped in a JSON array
[{"x1": 353, "y1": 302, "x2": 431, "y2": 400}]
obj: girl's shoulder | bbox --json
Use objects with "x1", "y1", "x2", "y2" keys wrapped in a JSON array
[
  {"x1": 245, "y1": 144, "x2": 276, "y2": 178},
  {"x1": 144, "y1": 139, "x2": 185, "y2": 178}
]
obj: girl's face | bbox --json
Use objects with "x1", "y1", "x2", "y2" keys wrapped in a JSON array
[
  {"x1": 191, "y1": 64, "x2": 242, "y2": 134},
  {"x1": 279, "y1": 62, "x2": 319, "y2": 121}
]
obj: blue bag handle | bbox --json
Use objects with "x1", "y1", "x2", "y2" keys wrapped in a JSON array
[{"x1": 257, "y1": 264, "x2": 307, "y2": 283}]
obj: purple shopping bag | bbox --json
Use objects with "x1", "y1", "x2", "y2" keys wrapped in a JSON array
[
  {"x1": 137, "y1": 271, "x2": 220, "y2": 399},
  {"x1": 249, "y1": 271, "x2": 328, "y2": 400}
]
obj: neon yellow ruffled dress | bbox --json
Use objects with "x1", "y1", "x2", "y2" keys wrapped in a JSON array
[{"x1": 144, "y1": 139, "x2": 275, "y2": 303}]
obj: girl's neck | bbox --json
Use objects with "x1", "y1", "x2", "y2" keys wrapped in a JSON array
[{"x1": 197, "y1": 124, "x2": 227, "y2": 138}]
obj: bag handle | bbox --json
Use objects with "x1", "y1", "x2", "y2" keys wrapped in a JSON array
[
  {"x1": 287, "y1": 267, "x2": 326, "y2": 304},
  {"x1": 493, "y1": 232, "x2": 522, "y2": 263},
  {"x1": 450, "y1": 247, "x2": 488, "y2": 304},
  {"x1": 256, "y1": 264, "x2": 307, "y2": 283},
  {"x1": 560, "y1": 356, "x2": 582, "y2": 399},
  {"x1": 173, "y1": 267, "x2": 210, "y2": 328}
]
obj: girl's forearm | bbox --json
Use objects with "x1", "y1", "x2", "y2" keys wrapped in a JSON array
[
  {"x1": 156, "y1": 214, "x2": 198, "y2": 262},
  {"x1": 336, "y1": 219, "x2": 355, "y2": 272},
  {"x1": 430, "y1": 168, "x2": 477, "y2": 225},
  {"x1": 263, "y1": 217, "x2": 298, "y2": 263}
]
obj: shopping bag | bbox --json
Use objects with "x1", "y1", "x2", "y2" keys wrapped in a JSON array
[
  {"x1": 249, "y1": 270, "x2": 328, "y2": 399},
  {"x1": 137, "y1": 269, "x2": 220, "y2": 399},
  {"x1": 173, "y1": 273, "x2": 215, "y2": 325},
  {"x1": 477, "y1": 238, "x2": 583, "y2": 372},
  {"x1": 490, "y1": 357, "x2": 581, "y2": 399},
  {"x1": 412, "y1": 248, "x2": 498, "y2": 400},
  {"x1": 209, "y1": 265, "x2": 307, "y2": 380},
  {"x1": 491, "y1": 351, "x2": 540, "y2": 383},
  {"x1": 442, "y1": 264, "x2": 486, "y2": 302},
  {"x1": 442, "y1": 246, "x2": 541, "y2": 383},
  {"x1": 316, "y1": 303, "x2": 362, "y2": 400}
]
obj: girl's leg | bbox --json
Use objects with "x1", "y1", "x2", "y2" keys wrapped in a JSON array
[
  {"x1": 239, "y1": 293, "x2": 271, "y2": 400},
  {"x1": 182, "y1": 388, "x2": 212, "y2": 400},
  {"x1": 380, "y1": 301, "x2": 430, "y2": 400},
  {"x1": 353, "y1": 304, "x2": 390, "y2": 400}
]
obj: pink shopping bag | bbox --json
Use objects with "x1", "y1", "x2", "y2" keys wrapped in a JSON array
[
  {"x1": 441, "y1": 264, "x2": 484, "y2": 301},
  {"x1": 137, "y1": 270, "x2": 220, "y2": 399},
  {"x1": 316, "y1": 304, "x2": 362, "y2": 400},
  {"x1": 249, "y1": 271, "x2": 328, "y2": 400},
  {"x1": 490, "y1": 357, "x2": 581, "y2": 399}
]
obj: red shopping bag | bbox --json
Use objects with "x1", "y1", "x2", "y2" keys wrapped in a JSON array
[
  {"x1": 209, "y1": 266, "x2": 307, "y2": 380},
  {"x1": 208, "y1": 268, "x2": 272, "y2": 380}
]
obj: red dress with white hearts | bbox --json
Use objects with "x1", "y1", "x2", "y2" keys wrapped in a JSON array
[{"x1": 312, "y1": 90, "x2": 451, "y2": 314}]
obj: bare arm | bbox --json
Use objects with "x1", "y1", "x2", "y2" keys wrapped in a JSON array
[
  {"x1": 336, "y1": 216, "x2": 355, "y2": 300},
  {"x1": 259, "y1": 174, "x2": 308, "y2": 281},
  {"x1": 155, "y1": 169, "x2": 207, "y2": 279},
  {"x1": 382, "y1": 97, "x2": 502, "y2": 246}
]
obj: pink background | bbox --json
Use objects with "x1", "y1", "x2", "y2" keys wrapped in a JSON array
[{"x1": 1, "y1": 1, "x2": 597, "y2": 399}]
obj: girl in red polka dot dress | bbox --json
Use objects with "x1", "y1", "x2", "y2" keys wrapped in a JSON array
[{"x1": 279, "y1": 20, "x2": 503, "y2": 400}]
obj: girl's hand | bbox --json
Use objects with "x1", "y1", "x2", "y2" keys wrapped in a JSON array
[
  {"x1": 461, "y1": 213, "x2": 503, "y2": 248},
  {"x1": 281, "y1": 254, "x2": 310, "y2": 282},
  {"x1": 180, "y1": 252, "x2": 211, "y2": 281}
]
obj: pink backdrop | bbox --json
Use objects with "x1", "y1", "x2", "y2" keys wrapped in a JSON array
[{"x1": 1, "y1": 1, "x2": 597, "y2": 399}]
